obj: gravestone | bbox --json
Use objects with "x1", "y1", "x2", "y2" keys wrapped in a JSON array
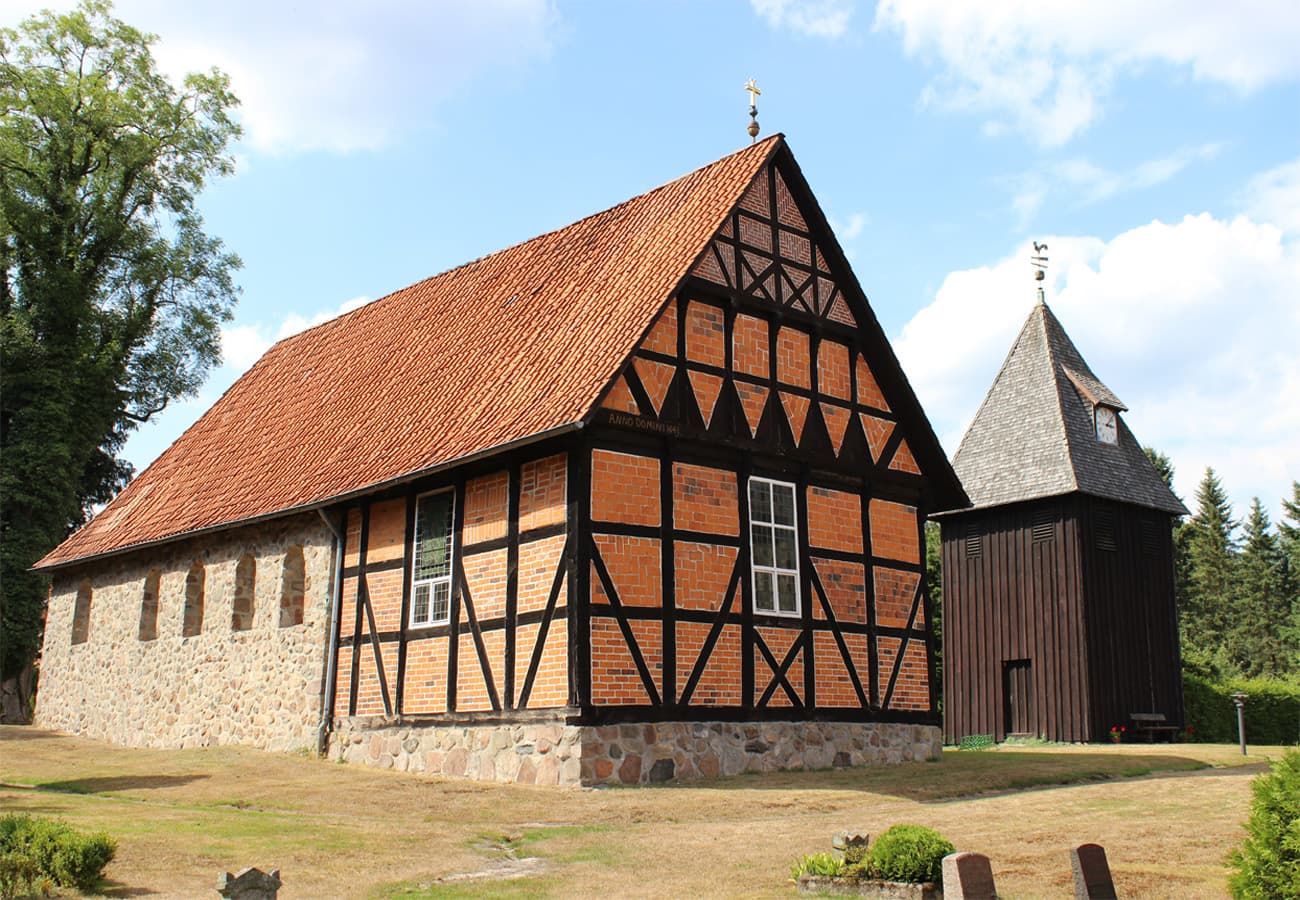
[
  {"x1": 1071, "y1": 844, "x2": 1117, "y2": 899},
  {"x1": 942, "y1": 851, "x2": 997, "y2": 899},
  {"x1": 216, "y1": 867, "x2": 282, "y2": 900},
  {"x1": 832, "y1": 830, "x2": 870, "y2": 865}
]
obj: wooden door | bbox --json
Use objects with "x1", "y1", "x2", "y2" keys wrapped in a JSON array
[{"x1": 1003, "y1": 659, "x2": 1033, "y2": 736}]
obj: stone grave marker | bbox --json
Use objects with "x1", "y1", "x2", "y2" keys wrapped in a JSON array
[
  {"x1": 832, "y1": 830, "x2": 870, "y2": 865},
  {"x1": 1071, "y1": 844, "x2": 1117, "y2": 899},
  {"x1": 216, "y1": 867, "x2": 281, "y2": 900},
  {"x1": 942, "y1": 851, "x2": 997, "y2": 899}
]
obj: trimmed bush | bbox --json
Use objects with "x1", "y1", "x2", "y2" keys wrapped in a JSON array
[
  {"x1": 1227, "y1": 749, "x2": 1300, "y2": 899},
  {"x1": 0, "y1": 814, "x2": 116, "y2": 894},
  {"x1": 859, "y1": 824, "x2": 954, "y2": 884},
  {"x1": 1184, "y1": 673, "x2": 1300, "y2": 745}
]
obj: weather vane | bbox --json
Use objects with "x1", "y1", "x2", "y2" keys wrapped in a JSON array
[
  {"x1": 1031, "y1": 241, "x2": 1048, "y2": 303},
  {"x1": 744, "y1": 78, "x2": 762, "y2": 143}
]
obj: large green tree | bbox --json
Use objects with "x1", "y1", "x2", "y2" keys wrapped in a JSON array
[
  {"x1": 0, "y1": 0, "x2": 240, "y2": 683},
  {"x1": 1231, "y1": 499, "x2": 1293, "y2": 677},
  {"x1": 1181, "y1": 468, "x2": 1239, "y2": 672}
]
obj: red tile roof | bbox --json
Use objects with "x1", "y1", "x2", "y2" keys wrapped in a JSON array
[{"x1": 37, "y1": 136, "x2": 784, "y2": 569}]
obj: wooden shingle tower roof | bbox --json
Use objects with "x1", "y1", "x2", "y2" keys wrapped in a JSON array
[
  {"x1": 950, "y1": 300, "x2": 1187, "y2": 516},
  {"x1": 39, "y1": 135, "x2": 964, "y2": 570}
]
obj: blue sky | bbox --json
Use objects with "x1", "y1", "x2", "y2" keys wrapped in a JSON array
[{"x1": 6, "y1": 0, "x2": 1299, "y2": 525}]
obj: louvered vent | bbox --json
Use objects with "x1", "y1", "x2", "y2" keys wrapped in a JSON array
[
  {"x1": 1095, "y1": 509, "x2": 1118, "y2": 552},
  {"x1": 965, "y1": 525, "x2": 983, "y2": 558},
  {"x1": 1141, "y1": 519, "x2": 1159, "y2": 555},
  {"x1": 1031, "y1": 509, "x2": 1055, "y2": 543}
]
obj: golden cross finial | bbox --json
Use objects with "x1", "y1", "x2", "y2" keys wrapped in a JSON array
[{"x1": 744, "y1": 79, "x2": 762, "y2": 142}]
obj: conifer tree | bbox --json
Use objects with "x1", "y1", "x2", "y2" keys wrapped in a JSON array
[
  {"x1": 1182, "y1": 468, "x2": 1239, "y2": 670},
  {"x1": 1232, "y1": 499, "x2": 1292, "y2": 677}
]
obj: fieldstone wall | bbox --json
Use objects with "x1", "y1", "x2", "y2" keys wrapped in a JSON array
[
  {"x1": 330, "y1": 717, "x2": 941, "y2": 785},
  {"x1": 36, "y1": 513, "x2": 335, "y2": 752}
]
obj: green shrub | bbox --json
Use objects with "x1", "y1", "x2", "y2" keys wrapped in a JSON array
[
  {"x1": 957, "y1": 734, "x2": 995, "y2": 751},
  {"x1": 1184, "y1": 673, "x2": 1300, "y2": 745},
  {"x1": 1227, "y1": 749, "x2": 1300, "y2": 899},
  {"x1": 0, "y1": 814, "x2": 116, "y2": 893},
  {"x1": 858, "y1": 824, "x2": 954, "y2": 884},
  {"x1": 789, "y1": 851, "x2": 845, "y2": 880}
]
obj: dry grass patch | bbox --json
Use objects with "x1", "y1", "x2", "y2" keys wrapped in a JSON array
[{"x1": 1, "y1": 727, "x2": 1281, "y2": 898}]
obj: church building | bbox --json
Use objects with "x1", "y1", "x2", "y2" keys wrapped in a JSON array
[{"x1": 35, "y1": 135, "x2": 966, "y2": 784}]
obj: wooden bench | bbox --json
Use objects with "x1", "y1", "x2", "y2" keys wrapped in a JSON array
[{"x1": 1129, "y1": 712, "x2": 1180, "y2": 742}]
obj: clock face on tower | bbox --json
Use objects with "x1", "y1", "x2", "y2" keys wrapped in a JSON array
[{"x1": 1095, "y1": 406, "x2": 1118, "y2": 444}]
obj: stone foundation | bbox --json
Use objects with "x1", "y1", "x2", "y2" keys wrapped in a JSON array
[{"x1": 329, "y1": 717, "x2": 941, "y2": 785}]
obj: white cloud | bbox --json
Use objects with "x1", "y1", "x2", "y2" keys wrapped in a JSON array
[
  {"x1": 1004, "y1": 144, "x2": 1222, "y2": 229},
  {"x1": 751, "y1": 0, "x2": 856, "y2": 38},
  {"x1": 2, "y1": 0, "x2": 559, "y2": 155},
  {"x1": 874, "y1": 0, "x2": 1300, "y2": 145},
  {"x1": 829, "y1": 211, "x2": 870, "y2": 240},
  {"x1": 896, "y1": 213, "x2": 1300, "y2": 520},
  {"x1": 1242, "y1": 158, "x2": 1300, "y2": 235}
]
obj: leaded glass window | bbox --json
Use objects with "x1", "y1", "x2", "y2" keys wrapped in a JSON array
[
  {"x1": 748, "y1": 477, "x2": 800, "y2": 616},
  {"x1": 411, "y1": 491, "x2": 455, "y2": 626}
]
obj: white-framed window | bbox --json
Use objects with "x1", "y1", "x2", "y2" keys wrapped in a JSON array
[
  {"x1": 748, "y1": 476, "x2": 800, "y2": 616},
  {"x1": 411, "y1": 490, "x2": 455, "y2": 626}
]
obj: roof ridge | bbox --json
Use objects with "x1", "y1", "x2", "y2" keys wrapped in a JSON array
[
  {"x1": 1038, "y1": 303, "x2": 1083, "y2": 495},
  {"x1": 953, "y1": 301, "x2": 1044, "y2": 464},
  {"x1": 267, "y1": 135, "x2": 788, "y2": 357}
]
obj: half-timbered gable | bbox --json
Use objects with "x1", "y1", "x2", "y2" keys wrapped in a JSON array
[{"x1": 35, "y1": 135, "x2": 964, "y2": 784}]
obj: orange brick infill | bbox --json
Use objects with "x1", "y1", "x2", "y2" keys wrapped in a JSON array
[
  {"x1": 600, "y1": 375, "x2": 640, "y2": 414},
  {"x1": 363, "y1": 498, "x2": 407, "y2": 563},
  {"x1": 519, "y1": 453, "x2": 567, "y2": 531},
  {"x1": 591, "y1": 449, "x2": 660, "y2": 527},
  {"x1": 874, "y1": 567, "x2": 921, "y2": 629},
  {"x1": 462, "y1": 548, "x2": 508, "y2": 621},
  {"x1": 640, "y1": 301, "x2": 678, "y2": 357},
  {"x1": 676, "y1": 621, "x2": 742, "y2": 705},
  {"x1": 464, "y1": 471, "x2": 508, "y2": 545},
  {"x1": 456, "y1": 629, "x2": 505, "y2": 712},
  {"x1": 888, "y1": 439, "x2": 922, "y2": 475},
  {"x1": 811, "y1": 558, "x2": 866, "y2": 624},
  {"x1": 516, "y1": 619, "x2": 569, "y2": 708},
  {"x1": 776, "y1": 326, "x2": 811, "y2": 388},
  {"x1": 589, "y1": 617, "x2": 657, "y2": 705},
  {"x1": 732, "y1": 314, "x2": 769, "y2": 378},
  {"x1": 674, "y1": 542, "x2": 739, "y2": 611},
  {"x1": 877, "y1": 635, "x2": 930, "y2": 712},
  {"x1": 814, "y1": 632, "x2": 861, "y2": 708},
  {"x1": 673, "y1": 463, "x2": 739, "y2": 535},
  {"x1": 517, "y1": 534, "x2": 566, "y2": 615},
  {"x1": 856, "y1": 354, "x2": 889, "y2": 410},
  {"x1": 869, "y1": 499, "x2": 920, "y2": 564},
  {"x1": 817, "y1": 340, "x2": 851, "y2": 401},
  {"x1": 400, "y1": 634, "x2": 450, "y2": 714},
  {"x1": 592, "y1": 535, "x2": 661, "y2": 607},
  {"x1": 360, "y1": 568, "x2": 405, "y2": 632},
  {"x1": 805, "y1": 485, "x2": 863, "y2": 553},
  {"x1": 684, "y1": 300, "x2": 725, "y2": 367}
]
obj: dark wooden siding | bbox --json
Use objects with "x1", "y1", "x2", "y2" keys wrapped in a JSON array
[
  {"x1": 942, "y1": 493, "x2": 1185, "y2": 744},
  {"x1": 1078, "y1": 496, "x2": 1184, "y2": 737},
  {"x1": 941, "y1": 496, "x2": 1091, "y2": 743}
]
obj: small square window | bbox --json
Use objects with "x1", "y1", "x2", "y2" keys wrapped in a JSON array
[
  {"x1": 411, "y1": 490, "x2": 455, "y2": 626},
  {"x1": 749, "y1": 477, "x2": 800, "y2": 617}
]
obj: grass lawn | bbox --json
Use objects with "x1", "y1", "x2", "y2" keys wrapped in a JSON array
[{"x1": 0, "y1": 727, "x2": 1285, "y2": 898}]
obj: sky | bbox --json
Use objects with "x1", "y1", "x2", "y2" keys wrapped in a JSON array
[{"x1": 5, "y1": 0, "x2": 1299, "y2": 526}]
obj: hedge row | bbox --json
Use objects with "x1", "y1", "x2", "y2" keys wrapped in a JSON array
[{"x1": 1183, "y1": 673, "x2": 1300, "y2": 745}]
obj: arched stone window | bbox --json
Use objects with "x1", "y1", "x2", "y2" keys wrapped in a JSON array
[
  {"x1": 183, "y1": 562, "x2": 205, "y2": 637},
  {"x1": 232, "y1": 554, "x2": 256, "y2": 632},
  {"x1": 139, "y1": 569, "x2": 161, "y2": 641},
  {"x1": 71, "y1": 579, "x2": 92, "y2": 645},
  {"x1": 279, "y1": 546, "x2": 305, "y2": 627}
]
